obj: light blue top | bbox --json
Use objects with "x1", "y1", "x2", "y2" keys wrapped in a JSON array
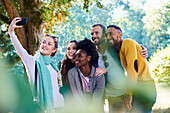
[{"x1": 97, "y1": 47, "x2": 127, "y2": 97}]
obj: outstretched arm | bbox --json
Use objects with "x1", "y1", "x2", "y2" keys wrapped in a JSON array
[
  {"x1": 8, "y1": 17, "x2": 27, "y2": 57},
  {"x1": 8, "y1": 17, "x2": 35, "y2": 84},
  {"x1": 8, "y1": 17, "x2": 34, "y2": 64}
]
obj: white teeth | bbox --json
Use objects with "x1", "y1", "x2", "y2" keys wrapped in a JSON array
[{"x1": 43, "y1": 48, "x2": 48, "y2": 50}]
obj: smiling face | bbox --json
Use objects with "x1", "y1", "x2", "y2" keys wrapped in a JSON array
[
  {"x1": 106, "y1": 27, "x2": 122, "y2": 47},
  {"x1": 40, "y1": 36, "x2": 57, "y2": 56},
  {"x1": 66, "y1": 42, "x2": 77, "y2": 60},
  {"x1": 74, "y1": 49, "x2": 91, "y2": 68},
  {"x1": 91, "y1": 26, "x2": 104, "y2": 45}
]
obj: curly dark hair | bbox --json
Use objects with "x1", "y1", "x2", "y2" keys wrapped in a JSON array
[{"x1": 76, "y1": 38, "x2": 99, "y2": 67}]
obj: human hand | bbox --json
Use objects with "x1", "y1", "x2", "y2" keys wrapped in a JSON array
[
  {"x1": 94, "y1": 67, "x2": 107, "y2": 77},
  {"x1": 124, "y1": 95, "x2": 133, "y2": 111},
  {"x1": 8, "y1": 17, "x2": 22, "y2": 34},
  {"x1": 140, "y1": 45, "x2": 148, "y2": 58}
]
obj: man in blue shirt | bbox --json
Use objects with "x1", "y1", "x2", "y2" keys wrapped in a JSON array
[{"x1": 90, "y1": 24, "x2": 148, "y2": 113}]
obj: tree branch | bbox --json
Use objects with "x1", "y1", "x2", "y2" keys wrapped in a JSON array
[
  {"x1": 1, "y1": 0, "x2": 19, "y2": 19},
  {"x1": 0, "y1": 14, "x2": 10, "y2": 24}
]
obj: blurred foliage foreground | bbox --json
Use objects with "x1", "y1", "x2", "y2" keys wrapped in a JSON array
[
  {"x1": 149, "y1": 44, "x2": 170, "y2": 86},
  {"x1": 0, "y1": 60, "x2": 42, "y2": 113}
]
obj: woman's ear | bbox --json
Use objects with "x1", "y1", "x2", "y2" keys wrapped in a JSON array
[
  {"x1": 87, "y1": 56, "x2": 91, "y2": 62},
  {"x1": 52, "y1": 48, "x2": 57, "y2": 53}
]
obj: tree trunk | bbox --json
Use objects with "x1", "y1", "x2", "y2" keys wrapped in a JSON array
[
  {"x1": 23, "y1": 0, "x2": 44, "y2": 55},
  {"x1": 1, "y1": 0, "x2": 44, "y2": 55},
  {"x1": 1, "y1": 0, "x2": 28, "y2": 51}
]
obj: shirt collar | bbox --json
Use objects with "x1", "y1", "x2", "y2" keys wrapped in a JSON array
[{"x1": 78, "y1": 66, "x2": 95, "y2": 78}]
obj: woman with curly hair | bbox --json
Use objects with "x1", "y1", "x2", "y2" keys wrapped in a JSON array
[{"x1": 68, "y1": 38, "x2": 105, "y2": 110}]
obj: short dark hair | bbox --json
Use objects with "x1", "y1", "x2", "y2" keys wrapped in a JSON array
[
  {"x1": 92, "y1": 24, "x2": 106, "y2": 36},
  {"x1": 45, "y1": 34, "x2": 59, "y2": 56},
  {"x1": 107, "y1": 25, "x2": 122, "y2": 33},
  {"x1": 76, "y1": 38, "x2": 98, "y2": 67}
]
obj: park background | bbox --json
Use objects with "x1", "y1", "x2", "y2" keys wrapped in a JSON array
[{"x1": 0, "y1": 0, "x2": 169, "y2": 113}]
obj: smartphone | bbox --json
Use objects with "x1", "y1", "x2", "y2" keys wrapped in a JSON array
[{"x1": 16, "y1": 17, "x2": 28, "y2": 26}]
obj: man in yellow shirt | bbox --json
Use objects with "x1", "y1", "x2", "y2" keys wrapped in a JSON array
[{"x1": 106, "y1": 25, "x2": 156, "y2": 113}]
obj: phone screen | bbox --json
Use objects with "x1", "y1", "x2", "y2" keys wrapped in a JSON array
[{"x1": 16, "y1": 17, "x2": 28, "y2": 26}]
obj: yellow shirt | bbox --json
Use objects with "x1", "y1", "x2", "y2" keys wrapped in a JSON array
[{"x1": 119, "y1": 39, "x2": 153, "y2": 95}]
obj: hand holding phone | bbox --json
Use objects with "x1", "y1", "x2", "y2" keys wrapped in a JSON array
[{"x1": 16, "y1": 17, "x2": 28, "y2": 26}]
